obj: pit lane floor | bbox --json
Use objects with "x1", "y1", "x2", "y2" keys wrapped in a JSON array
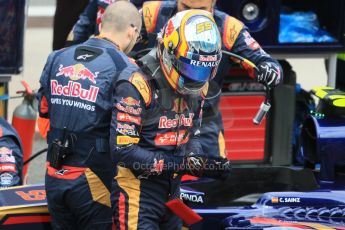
[{"x1": 7, "y1": 25, "x2": 327, "y2": 185}]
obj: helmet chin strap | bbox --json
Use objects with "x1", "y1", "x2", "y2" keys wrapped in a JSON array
[
  {"x1": 138, "y1": 49, "x2": 177, "y2": 110},
  {"x1": 177, "y1": 85, "x2": 202, "y2": 96},
  {"x1": 156, "y1": 70, "x2": 177, "y2": 110}
]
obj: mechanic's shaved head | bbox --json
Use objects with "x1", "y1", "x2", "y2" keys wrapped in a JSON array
[
  {"x1": 177, "y1": 0, "x2": 216, "y2": 12},
  {"x1": 101, "y1": 1, "x2": 142, "y2": 33},
  {"x1": 99, "y1": 1, "x2": 142, "y2": 53}
]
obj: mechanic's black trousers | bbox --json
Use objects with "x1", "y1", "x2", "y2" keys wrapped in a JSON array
[{"x1": 46, "y1": 164, "x2": 113, "y2": 230}]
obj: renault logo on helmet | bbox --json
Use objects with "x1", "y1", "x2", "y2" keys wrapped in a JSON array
[{"x1": 190, "y1": 60, "x2": 220, "y2": 67}]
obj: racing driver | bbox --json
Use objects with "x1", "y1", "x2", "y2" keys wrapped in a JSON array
[
  {"x1": 110, "y1": 10, "x2": 231, "y2": 229},
  {"x1": 137, "y1": 0, "x2": 283, "y2": 158},
  {"x1": 67, "y1": 0, "x2": 283, "y2": 159}
]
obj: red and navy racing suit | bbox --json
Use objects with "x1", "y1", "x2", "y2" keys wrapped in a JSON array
[
  {"x1": 0, "y1": 118, "x2": 23, "y2": 188},
  {"x1": 136, "y1": 1, "x2": 282, "y2": 158},
  {"x1": 68, "y1": 0, "x2": 117, "y2": 43},
  {"x1": 110, "y1": 50, "x2": 205, "y2": 229},
  {"x1": 68, "y1": 0, "x2": 167, "y2": 44},
  {"x1": 37, "y1": 37, "x2": 139, "y2": 230}
]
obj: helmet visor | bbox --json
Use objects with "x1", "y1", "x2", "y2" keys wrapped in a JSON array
[{"x1": 174, "y1": 54, "x2": 221, "y2": 83}]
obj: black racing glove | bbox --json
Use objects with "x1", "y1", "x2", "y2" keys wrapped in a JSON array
[
  {"x1": 256, "y1": 62, "x2": 282, "y2": 87},
  {"x1": 181, "y1": 153, "x2": 232, "y2": 180},
  {"x1": 202, "y1": 157, "x2": 232, "y2": 180}
]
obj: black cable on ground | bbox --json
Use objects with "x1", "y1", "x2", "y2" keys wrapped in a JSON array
[{"x1": 23, "y1": 148, "x2": 48, "y2": 165}]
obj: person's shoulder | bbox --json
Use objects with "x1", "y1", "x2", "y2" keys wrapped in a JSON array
[
  {"x1": 214, "y1": 9, "x2": 244, "y2": 50},
  {"x1": 104, "y1": 47, "x2": 140, "y2": 70},
  {"x1": 142, "y1": 0, "x2": 175, "y2": 9},
  {"x1": 214, "y1": 9, "x2": 244, "y2": 28},
  {"x1": 142, "y1": 1, "x2": 164, "y2": 16},
  {"x1": 0, "y1": 117, "x2": 20, "y2": 139},
  {"x1": 44, "y1": 48, "x2": 67, "y2": 65},
  {"x1": 142, "y1": 1, "x2": 175, "y2": 33},
  {"x1": 128, "y1": 71, "x2": 152, "y2": 107}
]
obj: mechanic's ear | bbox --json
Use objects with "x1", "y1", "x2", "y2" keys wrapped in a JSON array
[{"x1": 127, "y1": 26, "x2": 134, "y2": 39}]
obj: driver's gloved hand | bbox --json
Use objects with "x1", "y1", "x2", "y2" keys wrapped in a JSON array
[
  {"x1": 202, "y1": 156, "x2": 231, "y2": 180},
  {"x1": 180, "y1": 153, "x2": 231, "y2": 180},
  {"x1": 256, "y1": 62, "x2": 282, "y2": 87},
  {"x1": 181, "y1": 153, "x2": 207, "y2": 177}
]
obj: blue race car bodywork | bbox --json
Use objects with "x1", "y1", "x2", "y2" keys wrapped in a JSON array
[
  {"x1": 1, "y1": 182, "x2": 345, "y2": 229},
  {"x1": 1, "y1": 87, "x2": 345, "y2": 229},
  {"x1": 182, "y1": 189, "x2": 345, "y2": 229}
]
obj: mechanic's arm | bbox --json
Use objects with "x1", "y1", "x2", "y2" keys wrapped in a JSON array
[
  {"x1": 66, "y1": 0, "x2": 98, "y2": 45},
  {"x1": 231, "y1": 27, "x2": 283, "y2": 87},
  {"x1": 138, "y1": 7, "x2": 148, "y2": 44},
  {"x1": 36, "y1": 52, "x2": 56, "y2": 138},
  {"x1": 110, "y1": 80, "x2": 184, "y2": 176}
]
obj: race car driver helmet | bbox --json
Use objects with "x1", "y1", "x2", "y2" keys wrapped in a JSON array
[{"x1": 157, "y1": 9, "x2": 222, "y2": 95}]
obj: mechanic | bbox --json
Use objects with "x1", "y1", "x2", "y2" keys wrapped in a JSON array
[
  {"x1": 67, "y1": 0, "x2": 282, "y2": 159},
  {"x1": 53, "y1": 0, "x2": 89, "y2": 50},
  {"x1": 0, "y1": 118, "x2": 23, "y2": 188},
  {"x1": 36, "y1": 2, "x2": 142, "y2": 229},
  {"x1": 110, "y1": 10, "x2": 231, "y2": 229},
  {"x1": 66, "y1": 0, "x2": 164, "y2": 45},
  {"x1": 136, "y1": 0, "x2": 283, "y2": 158}
]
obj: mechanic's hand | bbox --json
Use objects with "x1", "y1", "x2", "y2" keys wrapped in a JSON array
[{"x1": 256, "y1": 62, "x2": 281, "y2": 87}]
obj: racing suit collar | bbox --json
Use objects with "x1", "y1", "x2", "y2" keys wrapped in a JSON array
[{"x1": 86, "y1": 37, "x2": 120, "y2": 50}]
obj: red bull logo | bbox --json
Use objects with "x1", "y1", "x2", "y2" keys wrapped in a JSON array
[
  {"x1": 199, "y1": 55, "x2": 217, "y2": 62},
  {"x1": 116, "y1": 103, "x2": 142, "y2": 115},
  {"x1": 158, "y1": 113, "x2": 194, "y2": 129},
  {"x1": 0, "y1": 147, "x2": 12, "y2": 155},
  {"x1": 0, "y1": 155, "x2": 15, "y2": 163},
  {"x1": 56, "y1": 64, "x2": 99, "y2": 84},
  {"x1": 120, "y1": 97, "x2": 141, "y2": 107},
  {"x1": 51, "y1": 80, "x2": 99, "y2": 103}
]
